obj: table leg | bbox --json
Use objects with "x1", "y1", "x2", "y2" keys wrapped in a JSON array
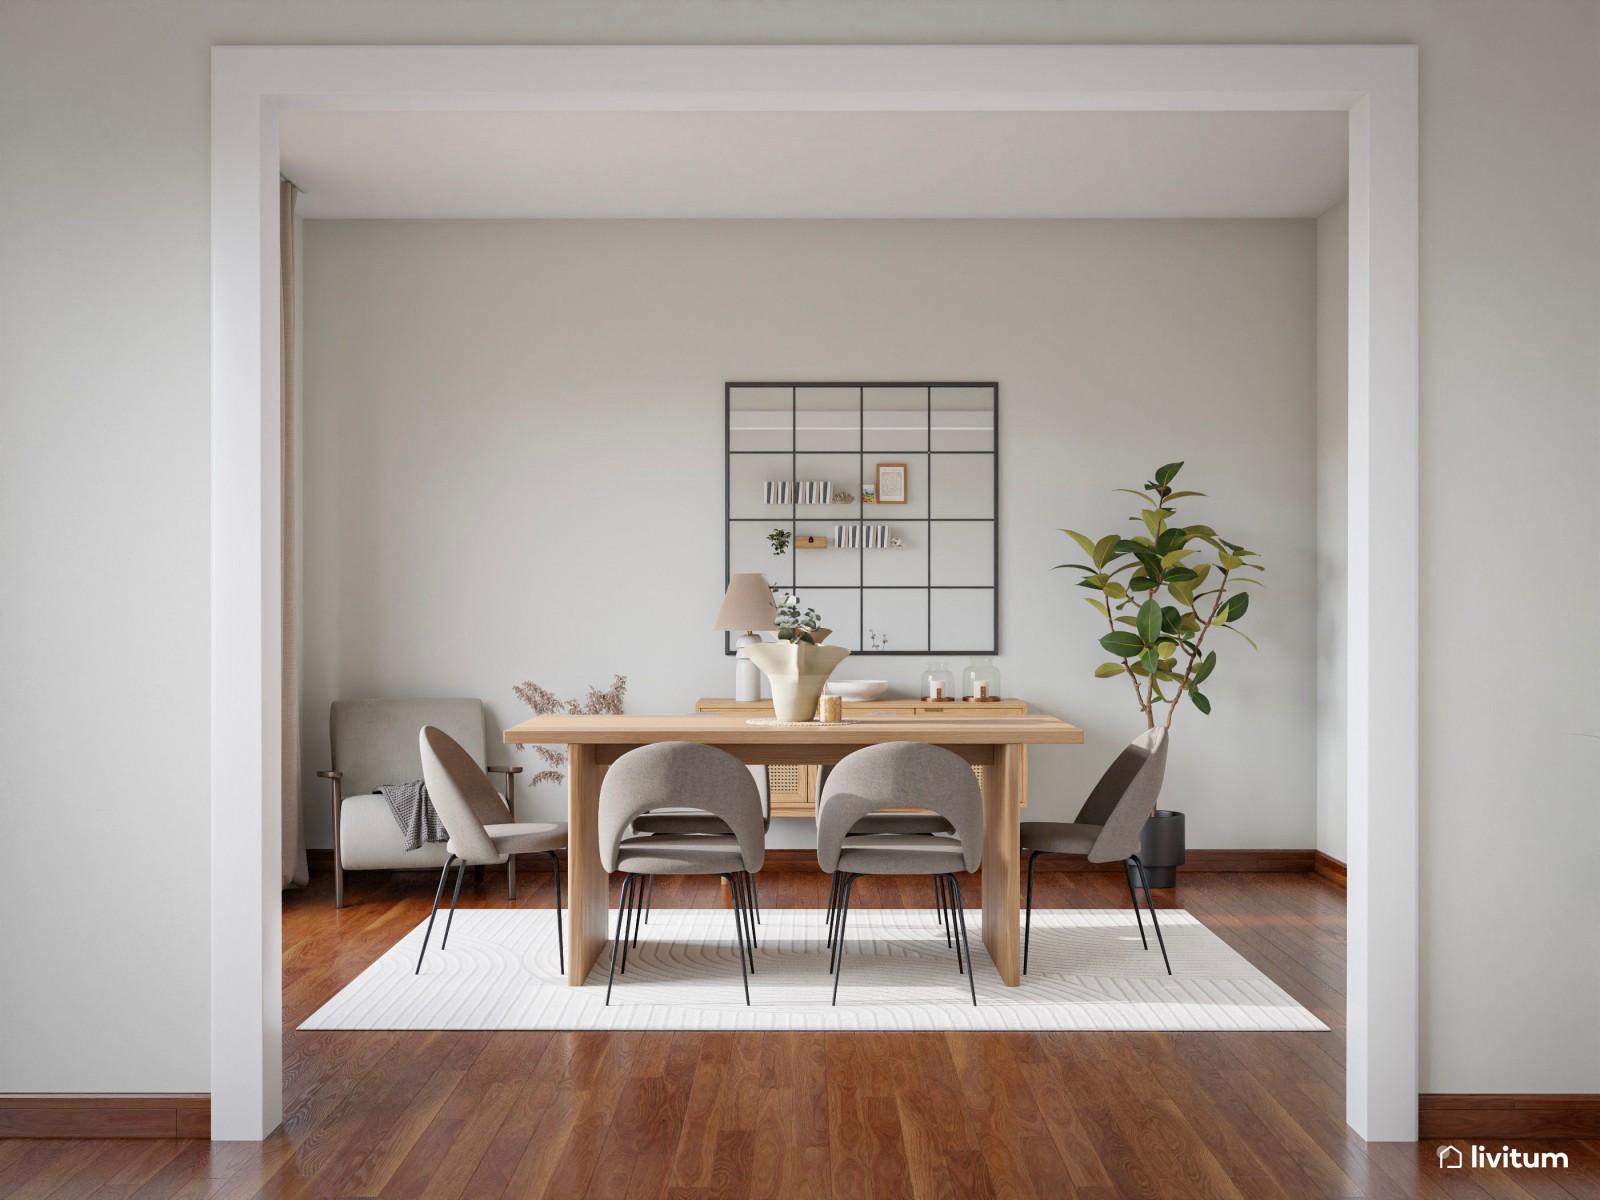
[
  {"x1": 981, "y1": 743, "x2": 1024, "y2": 985},
  {"x1": 566, "y1": 743, "x2": 608, "y2": 985}
]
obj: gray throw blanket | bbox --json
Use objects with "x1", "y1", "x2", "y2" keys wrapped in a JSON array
[{"x1": 379, "y1": 780, "x2": 448, "y2": 852}]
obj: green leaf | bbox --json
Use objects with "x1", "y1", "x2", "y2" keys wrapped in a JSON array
[
  {"x1": 1092, "y1": 534, "x2": 1121, "y2": 568},
  {"x1": 1155, "y1": 669, "x2": 1178, "y2": 683},
  {"x1": 1188, "y1": 686, "x2": 1212, "y2": 715},
  {"x1": 1140, "y1": 509, "x2": 1169, "y2": 540},
  {"x1": 1139, "y1": 648, "x2": 1160, "y2": 674},
  {"x1": 1054, "y1": 562, "x2": 1097, "y2": 573},
  {"x1": 1128, "y1": 574, "x2": 1156, "y2": 592},
  {"x1": 1190, "y1": 562, "x2": 1212, "y2": 586},
  {"x1": 1135, "y1": 599, "x2": 1162, "y2": 644},
  {"x1": 1219, "y1": 552, "x2": 1244, "y2": 571},
  {"x1": 1116, "y1": 616, "x2": 1138, "y2": 627},
  {"x1": 1220, "y1": 592, "x2": 1250, "y2": 623},
  {"x1": 1160, "y1": 606, "x2": 1183, "y2": 632},
  {"x1": 1163, "y1": 566, "x2": 1198, "y2": 584},
  {"x1": 1061, "y1": 529, "x2": 1099, "y2": 560},
  {"x1": 1160, "y1": 548, "x2": 1196, "y2": 569},
  {"x1": 1150, "y1": 681, "x2": 1166, "y2": 703},
  {"x1": 1115, "y1": 488, "x2": 1157, "y2": 504},
  {"x1": 1134, "y1": 551, "x2": 1163, "y2": 579},
  {"x1": 1084, "y1": 597, "x2": 1109, "y2": 618},
  {"x1": 1194, "y1": 650, "x2": 1217, "y2": 684},
  {"x1": 1155, "y1": 640, "x2": 1177, "y2": 659},
  {"x1": 1167, "y1": 581, "x2": 1194, "y2": 607},
  {"x1": 1103, "y1": 581, "x2": 1127, "y2": 599},
  {"x1": 1093, "y1": 662, "x2": 1125, "y2": 679},
  {"x1": 1113, "y1": 538, "x2": 1148, "y2": 556},
  {"x1": 1163, "y1": 490, "x2": 1206, "y2": 501},
  {"x1": 1154, "y1": 461, "x2": 1184, "y2": 487},
  {"x1": 1219, "y1": 623, "x2": 1259, "y2": 650},
  {"x1": 1129, "y1": 661, "x2": 1150, "y2": 676},
  {"x1": 1100, "y1": 630, "x2": 1145, "y2": 658},
  {"x1": 1180, "y1": 612, "x2": 1202, "y2": 633},
  {"x1": 1155, "y1": 527, "x2": 1186, "y2": 554}
]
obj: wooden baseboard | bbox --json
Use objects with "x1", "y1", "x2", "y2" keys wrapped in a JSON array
[
  {"x1": 0, "y1": 1094, "x2": 209, "y2": 1139},
  {"x1": 1419, "y1": 1094, "x2": 1600, "y2": 1139},
  {"x1": 1313, "y1": 851, "x2": 1347, "y2": 888}
]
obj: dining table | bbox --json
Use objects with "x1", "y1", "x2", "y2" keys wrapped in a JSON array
[{"x1": 504, "y1": 711, "x2": 1084, "y2": 987}]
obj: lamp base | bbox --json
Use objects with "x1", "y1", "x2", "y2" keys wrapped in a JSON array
[{"x1": 734, "y1": 632, "x2": 763, "y2": 702}]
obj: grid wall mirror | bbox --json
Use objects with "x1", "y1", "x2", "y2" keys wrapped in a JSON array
[{"x1": 725, "y1": 382, "x2": 999, "y2": 656}]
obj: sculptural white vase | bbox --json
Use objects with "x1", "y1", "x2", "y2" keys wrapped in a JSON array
[{"x1": 740, "y1": 641, "x2": 852, "y2": 722}]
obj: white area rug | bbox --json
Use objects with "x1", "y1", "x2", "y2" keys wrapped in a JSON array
[{"x1": 301, "y1": 907, "x2": 1326, "y2": 1033}]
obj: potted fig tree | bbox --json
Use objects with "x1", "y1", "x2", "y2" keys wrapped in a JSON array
[{"x1": 1058, "y1": 461, "x2": 1264, "y2": 886}]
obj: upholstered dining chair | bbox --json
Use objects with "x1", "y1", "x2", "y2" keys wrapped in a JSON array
[
  {"x1": 816, "y1": 742, "x2": 984, "y2": 1006},
  {"x1": 628, "y1": 764, "x2": 772, "y2": 929},
  {"x1": 812, "y1": 761, "x2": 959, "y2": 941},
  {"x1": 599, "y1": 742, "x2": 766, "y2": 1005},
  {"x1": 1020, "y1": 727, "x2": 1171, "y2": 975},
  {"x1": 414, "y1": 726, "x2": 568, "y2": 976}
]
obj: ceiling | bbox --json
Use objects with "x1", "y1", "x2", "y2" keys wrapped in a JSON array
[{"x1": 281, "y1": 110, "x2": 1348, "y2": 221}]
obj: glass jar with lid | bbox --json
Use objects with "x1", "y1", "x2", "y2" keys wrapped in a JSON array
[
  {"x1": 963, "y1": 657, "x2": 1002, "y2": 702},
  {"x1": 921, "y1": 661, "x2": 957, "y2": 702}
]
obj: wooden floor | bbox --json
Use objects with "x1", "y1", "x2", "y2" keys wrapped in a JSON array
[{"x1": 4, "y1": 863, "x2": 1596, "y2": 1199}]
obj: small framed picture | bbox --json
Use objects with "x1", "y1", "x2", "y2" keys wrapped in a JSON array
[
  {"x1": 876, "y1": 463, "x2": 908, "y2": 505},
  {"x1": 861, "y1": 481, "x2": 877, "y2": 504}
]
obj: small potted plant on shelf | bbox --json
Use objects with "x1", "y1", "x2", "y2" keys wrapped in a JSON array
[
  {"x1": 766, "y1": 528, "x2": 791, "y2": 556},
  {"x1": 740, "y1": 594, "x2": 850, "y2": 722},
  {"x1": 1056, "y1": 461, "x2": 1264, "y2": 886}
]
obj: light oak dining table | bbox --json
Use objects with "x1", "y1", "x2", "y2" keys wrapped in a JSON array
[{"x1": 504, "y1": 712, "x2": 1084, "y2": 987}]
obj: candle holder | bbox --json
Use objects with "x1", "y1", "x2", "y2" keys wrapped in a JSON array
[
  {"x1": 962, "y1": 657, "x2": 1002, "y2": 702},
  {"x1": 921, "y1": 661, "x2": 957, "y2": 702}
]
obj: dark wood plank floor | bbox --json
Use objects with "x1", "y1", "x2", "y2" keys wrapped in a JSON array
[{"x1": 4, "y1": 864, "x2": 1594, "y2": 1199}]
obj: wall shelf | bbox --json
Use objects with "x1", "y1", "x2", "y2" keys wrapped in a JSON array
[{"x1": 725, "y1": 382, "x2": 999, "y2": 656}]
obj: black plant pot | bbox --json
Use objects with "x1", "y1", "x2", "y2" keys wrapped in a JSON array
[{"x1": 1129, "y1": 809, "x2": 1186, "y2": 889}]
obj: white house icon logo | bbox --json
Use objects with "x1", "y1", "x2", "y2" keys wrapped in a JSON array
[{"x1": 1438, "y1": 1146, "x2": 1463, "y2": 1169}]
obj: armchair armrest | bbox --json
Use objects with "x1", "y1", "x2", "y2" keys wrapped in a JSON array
[
  {"x1": 485, "y1": 764, "x2": 520, "y2": 816},
  {"x1": 485, "y1": 765, "x2": 522, "y2": 777},
  {"x1": 316, "y1": 770, "x2": 343, "y2": 781}
]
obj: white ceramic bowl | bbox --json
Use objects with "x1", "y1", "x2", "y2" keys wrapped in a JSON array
[{"x1": 824, "y1": 679, "x2": 890, "y2": 701}]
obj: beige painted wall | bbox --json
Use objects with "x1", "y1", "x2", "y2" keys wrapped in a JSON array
[
  {"x1": 1, "y1": 0, "x2": 1594, "y2": 1098},
  {"x1": 299, "y1": 217, "x2": 1318, "y2": 854}
]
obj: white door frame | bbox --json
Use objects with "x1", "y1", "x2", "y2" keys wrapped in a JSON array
[{"x1": 211, "y1": 43, "x2": 1418, "y2": 1141}]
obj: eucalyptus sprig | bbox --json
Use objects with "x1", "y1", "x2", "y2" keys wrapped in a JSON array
[
  {"x1": 1056, "y1": 462, "x2": 1264, "y2": 729},
  {"x1": 774, "y1": 593, "x2": 823, "y2": 645}
]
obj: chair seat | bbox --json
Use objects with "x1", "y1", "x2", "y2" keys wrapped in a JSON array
[
  {"x1": 835, "y1": 833, "x2": 967, "y2": 875},
  {"x1": 632, "y1": 812, "x2": 730, "y2": 836},
  {"x1": 1020, "y1": 821, "x2": 1102, "y2": 856},
  {"x1": 447, "y1": 821, "x2": 566, "y2": 861},
  {"x1": 847, "y1": 812, "x2": 955, "y2": 836},
  {"x1": 617, "y1": 834, "x2": 750, "y2": 875}
]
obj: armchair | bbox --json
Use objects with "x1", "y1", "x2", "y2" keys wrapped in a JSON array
[{"x1": 320, "y1": 697, "x2": 521, "y2": 908}]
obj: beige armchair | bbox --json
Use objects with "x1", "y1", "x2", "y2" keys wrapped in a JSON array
[{"x1": 318, "y1": 698, "x2": 522, "y2": 908}]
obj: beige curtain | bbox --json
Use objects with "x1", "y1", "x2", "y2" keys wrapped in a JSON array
[{"x1": 282, "y1": 179, "x2": 309, "y2": 888}]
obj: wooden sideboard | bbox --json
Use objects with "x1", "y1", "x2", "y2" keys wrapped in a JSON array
[{"x1": 694, "y1": 696, "x2": 1031, "y2": 817}]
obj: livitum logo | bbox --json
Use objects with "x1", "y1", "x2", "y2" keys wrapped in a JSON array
[{"x1": 1437, "y1": 1144, "x2": 1570, "y2": 1170}]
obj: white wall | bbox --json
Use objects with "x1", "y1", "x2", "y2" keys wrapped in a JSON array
[
  {"x1": 299, "y1": 218, "x2": 1318, "y2": 853},
  {"x1": 1, "y1": 0, "x2": 1594, "y2": 1101},
  {"x1": 1316, "y1": 200, "x2": 1348, "y2": 863}
]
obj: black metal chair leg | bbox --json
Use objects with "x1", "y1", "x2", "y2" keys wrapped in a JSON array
[
  {"x1": 440, "y1": 858, "x2": 468, "y2": 950},
  {"x1": 1024, "y1": 850, "x2": 1042, "y2": 974},
  {"x1": 827, "y1": 871, "x2": 843, "y2": 948},
  {"x1": 1123, "y1": 859, "x2": 1148, "y2": 950},
  {"x1": 606, "y1": 873, "x2": 635, "y2": 1004},
  {"x1": 749, "y1": 870, "x2": 761, "y2": 925},
  {"x1": 1130, "y1": 856, "x2": 1171, "y2": 975},
  {"x1": 415, "y1": 855, "x2": 456, "y2": 974},
  {"x1": 935, "y1": 875, "x2": 951, "y2": 943},
  {"x1": 732, "y1": 871, "x2": 756, "y2": 970},
  {"x1": 621, "y1": 873, "x2": 642, "y2": 972},
  {"x1": 629, "y1": 873, "x2": 647, "y2": 950},
  {"x1": 549, "y1": 852, "x2": 564, "y2": 976},
  {"x1": 947, "y1": 874, "x2": 964, "y2": 975},
  {"x1": 720, "y1": 873, "x2": 751, "y2": 1005},
  {"x1": 831, "y1": 874, "x2": 857, "y2": 1004},
  {"x1": 952, "y1": 875, "x2": 978, "y2": 1006},
  {"x1": 644, "y1": 874, "x2": 654, "y2": 924}
]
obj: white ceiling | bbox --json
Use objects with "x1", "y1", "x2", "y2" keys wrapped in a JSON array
[{"x1": 282, "y1": 110, "x2": 1348, "y2": 220}]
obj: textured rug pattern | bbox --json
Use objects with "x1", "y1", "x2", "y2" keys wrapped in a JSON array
[{"x1": 300, "y1": 907, "x2": 1327, "y2": 1033}]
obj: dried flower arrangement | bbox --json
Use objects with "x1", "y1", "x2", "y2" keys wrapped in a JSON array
[{"x1": 510, "y1": 674, "x2": 628, "y2": 786}]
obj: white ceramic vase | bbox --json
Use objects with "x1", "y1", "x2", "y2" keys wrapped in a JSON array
[{"x1": 740, "y1": 640, "x2": 852, "y2": 722}]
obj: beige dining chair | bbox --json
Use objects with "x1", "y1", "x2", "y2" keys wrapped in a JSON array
[
  {"x1": 816, "y1": 742, "x2": 984, "y2": 1006},
  {"x1": 414, "y1": 726, "x2": 568, "y2": 976},
  {"x1": 599, "y1": 742, "x2": 766, "y2": 1005},
  {"x1": 1020, "y1": 727, "x2": 1171, "y2": 975}
]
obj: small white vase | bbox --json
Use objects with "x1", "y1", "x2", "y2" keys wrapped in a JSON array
[{"x1": 740, "y1": 641, "x2": 852, "y2": 722}]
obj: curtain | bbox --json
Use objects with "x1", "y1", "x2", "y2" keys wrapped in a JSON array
[{"x1": 281, "y1": 179, "x2": 309, "y2": 888}]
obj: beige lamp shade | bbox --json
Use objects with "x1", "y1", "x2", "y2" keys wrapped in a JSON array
[{"x1": 714, "y1": 573, "x2": 777, "y2": 632}]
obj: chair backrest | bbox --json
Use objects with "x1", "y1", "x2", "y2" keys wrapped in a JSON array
[
  {"x1": 598, "y1": 742, "x2": 765, "y2": 872},
  {"x1": 418, "y1": 726, "x2": 517, "y2": 863},
  {"x1": 331, "y1": 697, "x2": 487, "y2": 797},
  {"x1": 1075, "y1": 728, "x2": 1169, "y2": 863},
  {"x1": 816, "y1": 742, "x2": 982, "y2": 873}
]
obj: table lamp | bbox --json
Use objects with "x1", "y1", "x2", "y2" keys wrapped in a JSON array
[{"x1": 714, "y1": 573, "x2": 777, "y2": 701}]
